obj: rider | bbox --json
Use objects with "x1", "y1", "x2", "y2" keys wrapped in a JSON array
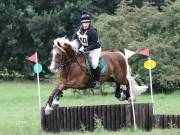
[{"x1": 72, "y1": 12, "x2": 101, "y2": 89}]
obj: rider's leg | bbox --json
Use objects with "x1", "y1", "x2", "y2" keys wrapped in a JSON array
[
  {"x1": 89, "y1": 47, "x2": 101, "y2": 89},
  {"x1": 92, "y1": 67, "x2": 100, "y2": 89}
]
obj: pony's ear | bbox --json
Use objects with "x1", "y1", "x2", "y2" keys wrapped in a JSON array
[
  {"x1": 57, "y1": 41, "x2": 61, "y2": 47},
  {"x1": 63, "y1": 43, "x2": 73, "y2": 57},
  {"x1": 63, "y1": 43, "x2": 69, "y2": 50}
]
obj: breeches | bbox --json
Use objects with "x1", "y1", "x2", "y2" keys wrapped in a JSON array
[{"x1": 89, "y1": 47, "x2": 101, "y2": 69}]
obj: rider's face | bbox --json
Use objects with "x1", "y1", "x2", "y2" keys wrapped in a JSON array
[{"x1": 82, "y1": 22, "x2": 90, "y2": 30}]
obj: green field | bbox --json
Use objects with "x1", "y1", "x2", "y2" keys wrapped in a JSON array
[{"x1": 0, "y1": 81, "x2": 180, "y2": 135}]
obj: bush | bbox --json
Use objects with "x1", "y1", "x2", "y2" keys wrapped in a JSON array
[
  {"x1": 0, "y1": 0, "x2": 121, "y2": 79},
  {"x1": 95, "y1": 1, "x2": 180, "y2": 91}
]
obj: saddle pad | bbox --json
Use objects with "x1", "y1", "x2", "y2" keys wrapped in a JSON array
[
  {"x1": 99, "y1": 57, "x2": 108, "y2": 76},
  {"x1": 85, "y1": 56, "x2": 108, "y2": 77}
]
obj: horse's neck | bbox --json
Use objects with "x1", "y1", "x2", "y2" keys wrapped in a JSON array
[
  {"x1": 60, "y1": 54, "x2": 85, "y2": 80},
  {"x1": 67, "y1": 54, "x2": 85, "y2": 68},
  {"x1": 64, "y1": 45, "x2": 77, "y2": 58},
  {"x1": 72, "y1": 54, "x2": 85, "y2": 64}
]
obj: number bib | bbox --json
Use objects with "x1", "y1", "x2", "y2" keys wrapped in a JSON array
[{"x1": 77, "y1": 31, "x2": 88, "y2": 46}]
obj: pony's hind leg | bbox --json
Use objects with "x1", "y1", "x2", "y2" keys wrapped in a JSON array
[
  {"x1": 115, "y1": 82, "x2": 126, "y2": 101},
  {"x1": 115, "y1": 83, "x2": 120, "y2": 98},
  {"x1": 125, "y1": 79, "x2": 130, "y2": 100},
  {"x1": 125, "y1": 79, "x2": 136, "y2": 102}
]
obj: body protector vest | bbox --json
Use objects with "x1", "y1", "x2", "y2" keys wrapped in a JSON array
[
  {"x1": 72, "y1": 26, "x2": 100, "y2": 51},
  {"x1": 77, "y1": 30, "x2": 88, "y2": 46}
]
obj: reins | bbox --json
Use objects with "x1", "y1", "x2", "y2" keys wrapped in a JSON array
[{"x1": 54, "y1": 47, "x2": 84, "y2": 71}]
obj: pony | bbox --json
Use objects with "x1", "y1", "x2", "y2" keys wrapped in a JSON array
[{"x1": 45, "y1": 37, "x2": 148, "y2": 115}]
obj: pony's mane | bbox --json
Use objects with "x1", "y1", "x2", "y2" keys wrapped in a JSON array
[{"x1": 53, "y1": 37, "x2": 79, "y2": 53}]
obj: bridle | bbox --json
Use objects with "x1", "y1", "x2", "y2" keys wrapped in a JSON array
[
  {"x1": 51, "y1": 45, "x2": 83, "y2": 70},
  {"x1": 52, "y1": 56, "x2": 74, "y2": 69}
]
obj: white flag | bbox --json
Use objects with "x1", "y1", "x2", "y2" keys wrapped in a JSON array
[{"x1": 124, "y1": 49, "x2": 136, "y2": 59}]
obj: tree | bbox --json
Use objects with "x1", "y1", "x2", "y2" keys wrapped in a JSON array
[
  {"x1": 0, "y1": 0, "x2": 121, "y2": 79},
  {"x1": 95, "y1": 1, "x2": 180, "y2": 90}
]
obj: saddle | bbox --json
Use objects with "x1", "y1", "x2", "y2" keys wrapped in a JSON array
[{"x1": 83, "y1": 53, "x2": 108, "y2": 78}]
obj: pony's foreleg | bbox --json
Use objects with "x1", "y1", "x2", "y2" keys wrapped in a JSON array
[
  {"x1": 47, "y1": 87, "x2": 60, "y2": 106},
  {"x1": 51, "y1": 89, "x2": 63, "y2": 108},
  {"x1": 45, "y1": 85, "x2": 64, "y2": 115}
]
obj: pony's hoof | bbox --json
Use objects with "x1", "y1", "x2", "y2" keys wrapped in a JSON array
[
  {"x1": 128, "y1": 97, "x2": 136, "y2": 102},
  {"x1": 121, "y1": 93, "x2": 126, "y2": 100},
  {"x1": 117, "y1": 95, "x2": 126, "y2": 101},
  {"x1": 52, "y1": 98, "x2": 59, "y2": 109},
  {"x1": 45, "y1": 105, "x2": 53, "y2": 115},
  {"x1": 52, "y1": 103, "x2": 59, "y2": 109},
  {"x1": 116, "y1": 92, "x2": 126, "y2": 101},
  {"x1": 118, "y1": 98, "x2": 125, "y2": 101}
]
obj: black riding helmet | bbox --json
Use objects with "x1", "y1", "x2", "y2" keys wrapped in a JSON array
[{"x1": 81, "y1": 12, "x2": 91, "y2": 23}]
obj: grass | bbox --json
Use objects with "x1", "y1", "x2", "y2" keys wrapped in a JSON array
[{"x1": 0, "y1": 81, "x2": 180, "y2": 135}]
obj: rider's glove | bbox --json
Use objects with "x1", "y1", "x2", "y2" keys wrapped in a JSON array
[{"x1": 79, "y1": 46, "x2": 87, "y2": 53}]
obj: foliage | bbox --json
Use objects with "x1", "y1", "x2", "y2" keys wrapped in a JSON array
[
  {"x1": 0, "y1": 0, "x2": 179, "y2": 90},
  {"x1": 95, "y1": 0, "x2": 180, "y2": 90},
  {"x1": 94, "y1": 114, "x2": 104, "y2": 132},
  {"x1": 0, "y1": 0, "x2": 121, "y2": 79}
]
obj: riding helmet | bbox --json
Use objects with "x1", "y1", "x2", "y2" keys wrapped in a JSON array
[{"x1": 81, "y1": 12, "x2": 91, "y2": 23}]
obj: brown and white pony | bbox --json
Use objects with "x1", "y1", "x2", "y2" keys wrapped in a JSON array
[{"x1": 45, "y1": 37, "x2": 148, "y2": 115}]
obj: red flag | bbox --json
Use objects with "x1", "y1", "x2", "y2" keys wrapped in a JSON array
[
  {"x1": 26, "y1": 53, "x2": 38, "y2": 63},
  {"x1": 139, "y1": 48, "x2": 150, "y2": 56}
]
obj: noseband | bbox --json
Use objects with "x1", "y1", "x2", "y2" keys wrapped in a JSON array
[
  {"x1": 52, "y1": 57, "x2": 73, "y2": 69},
  {"x1": 52, "y1": 46, "x2": 82, "y2": 70},
  {"x1": 52, "y1": 49, "x2": 71, "y2": 70}
]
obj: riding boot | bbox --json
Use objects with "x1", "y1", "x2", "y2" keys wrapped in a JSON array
[{"x1": 92, "y1": 67, "x2": 101, "y2": 89}]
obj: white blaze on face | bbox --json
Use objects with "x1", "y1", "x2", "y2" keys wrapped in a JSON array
[{"x1": 49, "y1": 49, "x2": 56, "y2": 71}]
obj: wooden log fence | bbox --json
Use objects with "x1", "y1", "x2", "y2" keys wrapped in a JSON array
[
  {"x1": 41, "y1": 103, "x2": 153, "y2": 132},
  {"x1": 153, "y1": 115, "x2": 180, "y2": 129},
  {"x1": 41, "y1": 103, "x2": 180, "y2": 132}
]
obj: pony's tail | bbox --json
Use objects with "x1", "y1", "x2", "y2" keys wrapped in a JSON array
[
  {"x1": 118, "y1": 52, "x2": 148, "y2": 97},
  {"x1": 125, "y1": 61, "x2": 148, "y2": 97},
  {"x1": 128, "y1": 74, "x2": 148, "y2": 97}
]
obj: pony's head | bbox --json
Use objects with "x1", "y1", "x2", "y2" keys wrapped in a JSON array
[{"x1": 49, "y1": 37, "x2": 79, "y2": 73}]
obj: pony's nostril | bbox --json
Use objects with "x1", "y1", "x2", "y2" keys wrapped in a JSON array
[
  {"x1": 50, "y1": 69, "x2": 55, "y2": 73},
  {"x1": 51, "y1": 69, "x2": 58, "y2": 73}
]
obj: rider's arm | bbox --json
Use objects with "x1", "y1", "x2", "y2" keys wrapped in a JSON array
[
  {"x1": 71, "y1": 27, "x2": 83, "y2": 49},
  {"x1": 85, "y1": 29, "x2": 100, "y2": 51}
]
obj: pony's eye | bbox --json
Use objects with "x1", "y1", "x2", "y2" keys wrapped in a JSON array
[{"x1": 57, "y1": 54, "x2": 61, "y2": 57}]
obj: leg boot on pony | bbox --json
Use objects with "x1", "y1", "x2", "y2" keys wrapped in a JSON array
[{"x1": 92, "y1": 67, "x2": 101, "y2": 89}]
